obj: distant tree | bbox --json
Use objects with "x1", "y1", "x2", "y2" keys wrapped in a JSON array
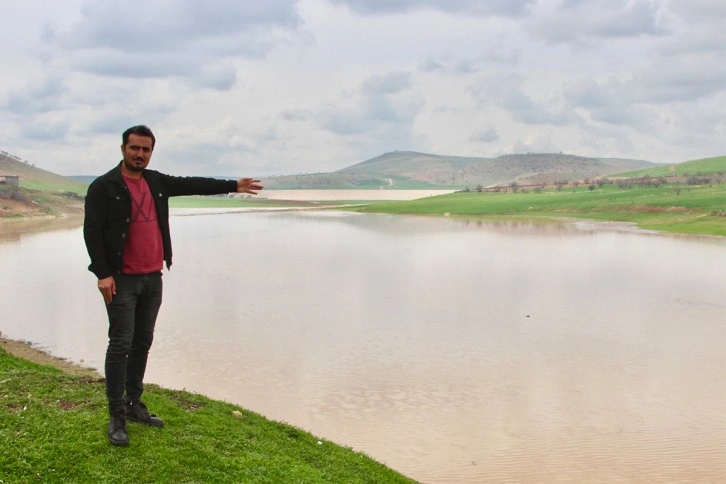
[{"x1": 616, "y1": 179, "x2": 631, "y2": 189}]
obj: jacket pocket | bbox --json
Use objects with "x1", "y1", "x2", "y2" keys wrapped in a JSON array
[{"x1": 107, "y1": 190, "x2": 129, "y2": 222}]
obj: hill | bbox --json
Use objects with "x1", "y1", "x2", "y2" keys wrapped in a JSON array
[
  {"x1": 261, "y1": 151, "x2": 658, "y2": 189},
  {"x1": 0, "y1": 152, "x2": 87, "y2": 217},
  {"x1": 0, "y1": 152, "x2": 88, "y2": 193},
  {"x1": 614, "y1": 155, "x2": 726, "y2": 178},
  {"x1": 1, "y1": 149, "x2": 662, "y2": 193}
]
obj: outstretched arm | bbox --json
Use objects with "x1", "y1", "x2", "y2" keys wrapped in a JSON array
[
  {"x1": 155, "y1": 173, "x2": 263, "y2": 197},
  {"x1": 237, "y1": 178, "x2": 263, "y2": 195}
]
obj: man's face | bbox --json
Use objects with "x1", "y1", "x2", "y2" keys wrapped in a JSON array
[{"x1": 121, "y1": 134, "x2": 154, "y2": 173}]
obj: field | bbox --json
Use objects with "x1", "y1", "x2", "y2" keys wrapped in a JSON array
[{"x1": 348, "y1": 182, "x2": 726, "y2": 237}]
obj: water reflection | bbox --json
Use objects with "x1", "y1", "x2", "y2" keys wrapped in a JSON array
[
  {"x1": 1, "y1": 211, "x2": 725, "y2": 483},
  {"x1": 0, "y1": 215, "x2": 83, "y2": 243}
]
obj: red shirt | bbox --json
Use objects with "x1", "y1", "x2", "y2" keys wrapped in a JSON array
[{"x1": 121, "y1": 175, "x2": 164, "y2": 274}]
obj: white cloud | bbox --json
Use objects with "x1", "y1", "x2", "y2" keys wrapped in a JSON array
[
  {"x1": 0, "y1": 0, "x2": 724, "y2": 177},
  {"x1": 315, "y1": 70, "x2": 424, "y2": 160},
  {"x1": 51, "y1": 1, "x2": 301, "y2": 52},
  {"x1": 328, "y1": 0, "x2": 536, "y2": 17},
  {"x1": 18, "y1": 116, "x2": 71, "y2": 141},
  {"x1": 42, "y1": 0, "x2": 303, "y2": 83},
  {"x1": 469, "y1": 126, "x2": 499, "y2": 143},
  {"x1": 361, "y1": 71, "x2": 412, "y2": 95},
  {"x1": 528, "y1": 0, "x2": 669, "y2": 45},
  {"x1": 628, "y1": 58, "x2": 726, "y2": 104},
  {"x1": 512, "y1": 133, "x2": 560, "y2": 154},
  {"x1": 470, "y1": 74, "x2": 580, "y2": 127}
]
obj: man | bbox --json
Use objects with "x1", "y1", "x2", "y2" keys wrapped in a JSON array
[{"x1": 83, "y1": 125, "x2": 263, "y2": 447}]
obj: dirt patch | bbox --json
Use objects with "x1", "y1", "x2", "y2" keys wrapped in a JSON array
[
  {"x1": 0, "y1": 335, "x2": 100, "y2": 378},
  {"x1": 0, "y1": 197, "x2": 41, "y2": 216},
  {"x1": 0, "y1": 187, "x2": 84, "y2": 218}
]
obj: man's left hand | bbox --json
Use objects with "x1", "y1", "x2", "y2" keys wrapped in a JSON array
[{"x1": 237, "y1": 178, "x2": 263, "y2": 195}]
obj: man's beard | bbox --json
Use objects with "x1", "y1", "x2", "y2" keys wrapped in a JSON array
[{"x1": 123, "y1": 158, "x2": 145, "y2": 172}]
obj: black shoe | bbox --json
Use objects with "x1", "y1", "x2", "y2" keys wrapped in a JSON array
[
  {"x1": 125, "y1": 400, "x2": 164, "y2": 427},
  {"x1": 107, "y1": 412, "x2": 129, "y2": 446}
]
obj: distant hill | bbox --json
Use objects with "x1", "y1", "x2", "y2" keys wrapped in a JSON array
[
  {"x1": 262, "y1": 151, "x2": 659, "y2": 189},
  {"x1": 0, "y1": 152, "x2": 87, "y2": 217},
  {"x1": 0, "y1": 152, "x2": 87, "y2": 194},
  {"x1": 9, "y1": 149, "x2": 719, "y2": 194},
  {"x1": 614, "y1": 155, "x2": 726, "y2": 178}
]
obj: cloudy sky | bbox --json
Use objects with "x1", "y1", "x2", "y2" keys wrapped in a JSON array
[{"x1": 1, "y1": 0, "x2": 724, "y2": 177}]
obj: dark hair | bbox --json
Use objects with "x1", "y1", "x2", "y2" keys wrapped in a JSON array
[{"x1": 122, "y1": 125, "x2": 156, "y2": 148}]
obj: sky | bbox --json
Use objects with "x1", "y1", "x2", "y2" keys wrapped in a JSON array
[{"x1": 1, "y1": 0, "x2": 724, "y2": 177}]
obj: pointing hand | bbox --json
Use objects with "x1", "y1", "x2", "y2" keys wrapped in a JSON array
[{"x1": 237, "y1": 178, "x2": 263, "y2": 195}]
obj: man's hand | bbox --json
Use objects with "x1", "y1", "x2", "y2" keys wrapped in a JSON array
[
  {"x1": 237, "y1": 178, "x2": 263, "y2": 195},
  {"x1": 98, "y1": 276, "x2": 116, "y2": 304}
]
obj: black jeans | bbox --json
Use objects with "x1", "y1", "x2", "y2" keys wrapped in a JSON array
[{"x1": 104, "y1": 272, "x2": 163, "y2": 414}]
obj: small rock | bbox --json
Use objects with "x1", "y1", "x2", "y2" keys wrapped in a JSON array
[{"x1": 232, "y1": 410, "x2": 243, "y2": 419}]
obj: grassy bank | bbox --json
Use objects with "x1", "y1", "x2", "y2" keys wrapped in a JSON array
[
  {"x1": 0, "y1": 347, "x2": 414, "y2": 483},
  {"x1": 348, "y1": 183, "x2": 726, "y2": 236}
]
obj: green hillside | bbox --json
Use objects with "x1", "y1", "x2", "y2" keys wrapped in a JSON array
[
  {"x1": 1, "y1": 153, "x2": 88, "y2": 217},
  {"x1": 339, "y1": 151, "x2": 486, "y2": 177},
  {"x1": 596, "y1": 157, "x2": 664, "y2": 172},
  {"x1": 1, "y1": 149, "x2": 667, "y2": 192},
  {"x1": 615, "y1": 155, "x2": 725, "y2": 178},
  {"x1": 0, "y1": 153, "x2": 88, "y2": 194},
  {"x1": 262, "y1": 151, "x2": 659, "y2": 189}
]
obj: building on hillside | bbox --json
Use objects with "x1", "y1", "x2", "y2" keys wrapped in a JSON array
[{"x1": 0, "y1": 175, "x2": 20, "y2": 187}]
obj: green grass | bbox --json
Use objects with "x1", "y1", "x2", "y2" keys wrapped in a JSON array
[
  {"x1": 616, "y1": 155, "x2": 726, "y2": 178},
  {"x1": 0, "y1": 348, "x2": 414, "y2": 483},
  {"x1": 348, "y1": 183, "x2": 726, "y2": 236},
  {"x1": 21, "y1": 179, "x2": 88, "y2": 195},
  {"x1": 1, "y1": 185, "x2": 86, "y2": 217}
]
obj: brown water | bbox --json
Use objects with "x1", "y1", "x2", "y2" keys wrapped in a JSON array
[{"x1": 1, "y1": 211, "x2": 725, "y2": 483}]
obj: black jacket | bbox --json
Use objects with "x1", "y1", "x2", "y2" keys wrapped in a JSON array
[{"x1": 83, "y1": 162, "x2": 238, "y2": 279}]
